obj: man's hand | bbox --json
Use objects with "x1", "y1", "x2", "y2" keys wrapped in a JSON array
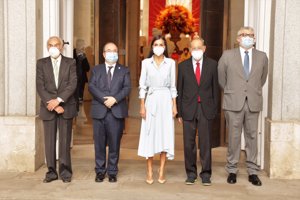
[
  {"x1": 178, "y1": 117, "x2": 183, "y2": 124},
  {"x1": 54, "y1": 106, "x2": 64, "y2": 114},
  {"x1": 103, "y1": 96, "x2": 117, "y2": 108},
  {"x1": 47, "y1": 99, "x2": 60, "y2": 111}
]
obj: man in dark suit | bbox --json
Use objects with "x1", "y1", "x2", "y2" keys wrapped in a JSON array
[
  {"x1": 89, "y1": 42, "x2": 131, "y2": 183},
  {"x1": 73, "y1": 39, "x2": 90, "y2": 104},
  {"x1": 218, "y1": 26, "x2": 268, "y2": 186},
  {"x1": 36, "y1": 36, "x2": 77, "y2": 183},
  {"x1": 177, "y1": 37, "x2": 219, "y2": 186}
]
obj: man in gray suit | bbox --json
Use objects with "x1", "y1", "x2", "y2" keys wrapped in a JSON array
[
  {"x1": 89, "y1": 42, "x2": 131, "y2": 183},
  {"x1": 36, "y1": 36, "x2": 77, "y2": 183},
  {"x1": 218, "y1": 26, "x2": 268, "y2": 186}
]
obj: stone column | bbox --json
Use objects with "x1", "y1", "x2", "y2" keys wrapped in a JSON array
[
  {"x1": 265, "y1": 0, "x2": 300, "y2": 179},
  {"x1": 0, "y1": 0, "x2": 44, "y2": 172},
  {"x1": 126, "y1": 0, "x2": 140, "y2": 86},
  {"x1": 0, "y1": 0, "x2": 4, "y2": 115},
  {"x1": 244, "y1": 0, "x2": 272, "y2": 169}
]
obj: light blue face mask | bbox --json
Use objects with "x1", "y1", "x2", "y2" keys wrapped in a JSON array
[
  {"x1": 105, "y1": 52, "x2": 118, "y2": 63},
  {"x1": 241, "y1": 36, "x2": 254, "y2": 49}
]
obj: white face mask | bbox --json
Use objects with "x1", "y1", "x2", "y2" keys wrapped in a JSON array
[
  {"x1": 49, "y1": 47, "x2": 61, "y2": 59},
  {"x1": 105, "y1": 52, "x2": 118, "y2": 63},
  {"x1": 240, "y1": 36, "x2": 254, "y2": 49},
  {"x1": 153, "y1": 46, "x2": 165, "y2": 56},
  {"x1": 191, "y1": 50, "x2": 204, "y2": 61}
]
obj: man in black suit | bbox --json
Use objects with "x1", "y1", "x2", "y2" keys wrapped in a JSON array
[
  {"x1": 89, "y1": 42, "x2": 131, "y2": 183},
  {"x1": 177, "y1": 37, "x2": 219, "y2": 186},
  {"x1": 36, "y1": 36, "x2": 77, "y2": 183}
]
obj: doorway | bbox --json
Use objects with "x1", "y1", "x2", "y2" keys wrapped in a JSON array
[{"x1": 72, "y1": 0, "x2": 251, "y2": 151}]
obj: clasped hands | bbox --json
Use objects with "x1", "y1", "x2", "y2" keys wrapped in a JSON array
[
  {"x1": 47, "y1": 99, "x2": 64, "y2": 114},
  {"x1": 104, "y1": 96, "x2": 117, "y2": 109}
]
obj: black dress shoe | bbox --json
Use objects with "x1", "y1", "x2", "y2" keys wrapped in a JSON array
[
  {"x1": 95, "y1": 172, "x2": 105, "y2": 182},
  {"x1": 43, "y1": 172, "x2": 58, "y2": 183},
  {"x1": 108, "y1": 175, "x2": 117, "y2": 183},
  {"x1": 248, "y1": 175, "x2": 262, "y2": 186},
  {"x1": 62, "y1": 177, "x2": 72, "y2": 183},
  {"x1": 227, "y1": 173, "x2": 237, "y2": 184},
  {"x1": 185, "y1": 177, "x2": 197, "y2": 185}
]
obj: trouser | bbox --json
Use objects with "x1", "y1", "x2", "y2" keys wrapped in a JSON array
[
  {"x1": 183, "y1": 103, "x2": 212, "y2": 179},
  {"x1": 43, "y1": 116, "x2": 73, "y2": 179},
  {"x1": 93, "y1": 111, "x2": 124, "y2": 176},
  {"x1": 225, "y1": 99, "x2": 260, "y2": 175}
]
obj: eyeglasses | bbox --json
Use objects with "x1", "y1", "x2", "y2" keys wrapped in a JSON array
[{"x1": 239, "y1": 33, "x2": 255, "y2": 38}]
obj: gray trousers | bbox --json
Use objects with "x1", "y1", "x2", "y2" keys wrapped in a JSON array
[{"x1": 225, "y1": 99, "x2": 260, "y2": 175}]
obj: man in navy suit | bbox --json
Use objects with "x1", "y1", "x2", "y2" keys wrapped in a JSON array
[{"x1": 89, "y1": 42, "x2": 131, "y2": 183}]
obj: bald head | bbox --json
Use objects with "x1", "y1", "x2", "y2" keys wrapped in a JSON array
[
  {"x1": 190, "y1": 38, "x2": 206, "y2": 52},
  {"x1": 103, "y1": 42, "x2": 118, "y2": 52}
]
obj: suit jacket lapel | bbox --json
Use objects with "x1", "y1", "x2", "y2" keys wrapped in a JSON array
[
  {"x1": 186, "y1": 58, "x2": 198, "y2": 86},
  {"x1": 58, "y1": 56, "x2": 67, "y2": 89},
  {"x1": 200, "y1": 57, "x2": 209, "y2": 86},
  {"x1": 234, "y1": 48, "x2": 247, "y2": 79},
  {"x1": 249, "y1": 49, "x2": 257, "y2": 78},
  {"x1": 100, "y1": 64, "x2": 109, "y2": 89},
  {"x1": 46, "y1": 57, "x2": 57, "y2": 88},
  {"x1": 110, "y1": 63, "x2": 121, "y2": 89}
]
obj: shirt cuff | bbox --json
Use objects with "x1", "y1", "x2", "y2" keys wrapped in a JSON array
[{"x1": 57, "y1": 97, "x2": 64, "y2": 103}]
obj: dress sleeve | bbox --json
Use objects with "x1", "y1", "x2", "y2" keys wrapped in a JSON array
[
  {"x1": 139, "y1": 59, "x2": 148, "y2": 99},
  {"x1": 170, "y1": 59, "x2": 177, "y2": 98}
]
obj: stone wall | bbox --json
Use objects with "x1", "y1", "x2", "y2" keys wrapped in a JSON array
[
  {"x1": 265, "y1": 0, "x2": 300, "y2": 179},
  {"x1": 0, "y1": 0, "x2": 44, "y2": 172}
]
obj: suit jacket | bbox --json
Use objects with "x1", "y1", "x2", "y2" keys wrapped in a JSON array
[
  {"x1": 177, "y1": 56, "x2": 219, "y2": 120},
  {"x1": 88, "y1": 63, "x2": 131, "y2": 119},
  {"x1": 218, "y1": 48, "x2": 268, "y2": 112},
  {"x1": 36, "y1": 56, "x2": 78, "y2": 120},
  {"x1": 73, "y1": 49, "x2": 90, "y2": 83}
]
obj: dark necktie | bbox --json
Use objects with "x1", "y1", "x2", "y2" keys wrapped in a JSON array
[
  {"x1": 195, "y1": 62, "x2": 201, "y2": 102},
  {"x1": 244, "y1": 51, "x2": 249, "y2": 79},
  {"x1": 107, "y1": 66, "x2": 113, "y2": 88}
]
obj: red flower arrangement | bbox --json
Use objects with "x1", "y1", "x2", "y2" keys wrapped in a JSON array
[{"x1": 155, "y1": 5, "x2": 196, "y2": 35}]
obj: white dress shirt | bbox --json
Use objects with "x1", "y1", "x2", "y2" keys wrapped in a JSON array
[
  {"x1": 192, "y1": 57, "x2": 203, "y2": 74},
  {"x1": 105, "y1": 62, "x2": 117, "y2": 77},
  {"x1": 51, "y1": 55, "x2": 63, "y2": 102}
]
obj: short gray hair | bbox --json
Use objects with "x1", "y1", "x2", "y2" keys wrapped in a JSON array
[
  {"x1": 237, "y1": 26, "x2": 255, "y2": 36},
  {"x1": 47, "y1": 36, "x2": 63, "y2": 47}
]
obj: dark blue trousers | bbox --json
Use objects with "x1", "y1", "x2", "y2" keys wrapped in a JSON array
[{"x1": 93, "y1": 111, "x2": 124, "y2": 176}]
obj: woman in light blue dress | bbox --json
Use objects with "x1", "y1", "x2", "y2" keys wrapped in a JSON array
[{"x1": 138, "y1": 35, "x2": 177, "y2": 184}]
